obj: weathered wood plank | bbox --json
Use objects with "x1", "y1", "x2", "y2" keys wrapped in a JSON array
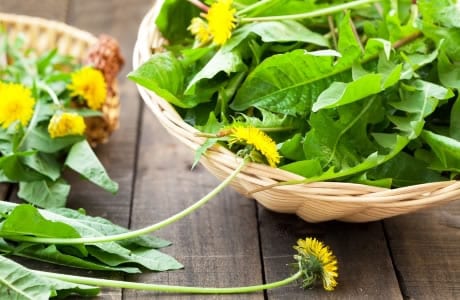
[
  {"x1": 123, "y1": 107, "x2": 264, "y2": 299},
  {"x1": 0, "y1": 185, "x2": 9, "y2": 200},
  {"x1": 258, "y1": 208, "x2": 403, "y2": 299},
  {"x1": 0, "y1": 0, "x2": 69, "y2": 20},
  {"x1": 384, "y1": 202, "x2": 460, "y2": 299},
  {"x1": 64, "y1": 0, "x2": 151, "y2": 299}
]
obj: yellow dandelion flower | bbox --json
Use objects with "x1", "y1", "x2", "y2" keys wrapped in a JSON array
[
  {"x1": 48, "y1": 112, "x2": 86, "y2": 138},
  {"x1": 206, "y1": 0, "x2": 237, "y2": 45},
  {"x1": 228, "y1": 125, "x2": 281, "y2": 167},
  {"x1": 188, "y1": 17, "x2": 211, "y2": 44},
  {"x1": 0, "y1": 82, "x2": 35, "y2": 128},
  {"x1": 68, "y1": 66, "x2": 107, "y2": 110},
  {"x1": 294, "y1": 237, "x2": 338, "y2": 291}
]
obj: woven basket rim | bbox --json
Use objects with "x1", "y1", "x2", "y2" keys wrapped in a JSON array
[
  {"x1": 131, "y1": 2, "x2": 460, "y2": 222},
  {"x1": 0, "y1": 12, "x2": 97, "y2": 44}
]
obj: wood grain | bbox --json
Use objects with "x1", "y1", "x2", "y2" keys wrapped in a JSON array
[
  {"x1": 65, "y1": 0, "x2": 153, "y2": 299},
  {"x1": 0, "y1": 184, "x2": 9, "y2": 201},
  {"x1": 258, "y1": 207, "x2": 403, "y2": 299},
  {"x1": 384, "y1": 202, "x2": 460, "y2": 299},
  {"x1": 123, "y1": 107, "x2": 264, "y2": 299},
  {"x1": 0, "y1": 0, "x2": 69, "y2": 20}
]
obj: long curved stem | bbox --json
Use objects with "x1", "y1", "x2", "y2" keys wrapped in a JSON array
[
  {"x1": 236, "y1": 0, "x2": 271, "y2": 16},
  {"x1": 240, "y1": 0, "x2": 380, "y2": 22},
  {"x1": 0, "y1": 159, "x2": 247, "y2": 244},
  {"x1": 35, "y1": 269, "x2": 302, "y2": 294}
]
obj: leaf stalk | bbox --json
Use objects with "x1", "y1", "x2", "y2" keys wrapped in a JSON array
[
  {"x1": 35, "y1": 268, "x2": 303, "y2": 294},
  {"x1": 0, "y1": 159, "x2": 248, "y2": 244}
]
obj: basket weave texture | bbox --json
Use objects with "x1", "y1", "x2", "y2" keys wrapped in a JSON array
[
  {"x1": 132, "y1": 2, "x2": 460, "y2": 223},
  {"x1": 0, "y1": 13, "x2": 121, "y2": 146}
]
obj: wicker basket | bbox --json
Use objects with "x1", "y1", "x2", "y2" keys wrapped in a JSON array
[
  {"x1": 132, "y1": 2, "x2": 460, "y2": 223},
  {"x1": 0, "y1": 13, "x2": 121, "y2": 146}
]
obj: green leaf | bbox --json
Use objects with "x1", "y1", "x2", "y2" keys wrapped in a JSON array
[
  {"x1": 155, "y1": 0, "x2": 199, "y2": 44},
  {"x1": 193, "y1": 112, "x2": 224, "y2": 168},
  {"x1": 24, "y1": 126, "x2": 84, "y2": 154},
  {"x1": 231, "y1": 13, "x2": 362, "y2": 115},
  {"x1": 234, "y1": 0, "x2": 319, "y2": 17},
  {"x1": 279, "y1": 133, "x2": 306, "y2": 161},
  {"x1": 334, "y1": 12, "x2": 362, "y2": 69},
  {"x1": 186, "y1": 49, "x2": 246, "y2": 93},
  {"x1": 128, "y1": 52, "x2": 186, "y2": 105},
  {"x1": 350, "y1": 173, "x2": 393, "y2": 188},
  {"x1": 65, "y1": 140, "x2": 118, "y2": 194},
  {"x1": 0, "y1": 255, "x2": 54, "y2": 300},
  {"x1": 0, "y1": 243, "x2": 140, "y2": 274},
  {"x1": 388, "y1": 80, "x2": 453, "y2": 139},
  {"x1": 231, "y1": 49, "x2": 349, "y2": 115},
  {"x1": 1, "y1": 204, "x2": 82, "y2": 245},
  {"x1": 279, "y1": 159, "x2": 322, "y2": 178},
  {"x1": 41, "y1": 277, "x2": 99, "y2": 298},
  {"x1": 18, "y1": 180, "x2": 70, "y2": 208},
  {"x1": 367, "y1": 151, "x2": 446, "y2": 187},
  {"x1": 313, "y1": 62, "x2": 402, "y2": 111},
  {"x1": 438, "y1": 50, "x2": 460, "y2": 90},
  {"x1": 0, "y1": 255, "x2": 99, "y2": 299},
  {"x1": 21, "y1": 152, "x2": 61, "y2": 181},
  {"x1": 128, "y1": 52, "x2": 210, "y2": 109},
  {"x1": 48, "y1": 207, "x2": 172, "y2": 249},
  {"x1": 36, "y1": 49, "x2": 58, "y2": 76},
  {"x1": 0, "y1": 205, "x2": 87, "y2": 257},
  {"x1": 0, "y1": 152, "x2": 45, "y2": 182},
  {"x1": 421, "y1": 130, "x2": 460, "y2": 171},
  {"x1": 64, "y1": 108, "x2": 103, "y2": 117},
  {"x1": 0, "y1": 201, "x2": 181, "y2": 273},
  {"x1": 400, "y1": 43, "x2": 441, "y2": 79},
  {"x1": 419, "y1": 0, "x2": 460, "y2": 29},
  {"x1": 313, "y1": 73, "x2": 383, "y2": 111},
  {"x1": 307, "y1": 97, "x2": 384, "y2": 169},
  {"x1": 303, "y1": 134, "x2": 409, "y2": 183},
  {"x1": 363, "y1": 38, "x2": 392, "y2": 60},
  {"x1": 88, "y1": 247, "x2": 183, "y2": 272},
  {"x1": 224, "y1": 20, "x2": 329, "y2": 51},
  {"x1": 237, "y1": 108, "x2": 303, "y2": 131}
]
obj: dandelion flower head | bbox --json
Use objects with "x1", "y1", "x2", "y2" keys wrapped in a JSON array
[
  {"x1": 188, "y1": 17, "x2": 211, "y2": 44},
  {"x1": 227, "y1": 125, "x2": 280, "y2": 167},
  {"x1": 294, "y1": 237, "x2": 338, "y2": 291},
  {"x1": 206, "y1": 0, "x2": 236, "y2": 45},
  {"x1": 68, "y1": 66, "x2": 107, "y2": 110},
  {"x1": 48, "y1": 112, "x2": 86, "y2": 138},
  {"x1": 0, "y1": 82, "x2": 35, "y2": 128}
]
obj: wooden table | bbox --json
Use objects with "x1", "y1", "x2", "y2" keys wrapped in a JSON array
[{"x1": 1, "y1": 1, "x2": 459, "y2": 299}]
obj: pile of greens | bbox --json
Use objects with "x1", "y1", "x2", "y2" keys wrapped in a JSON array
[
  {"x1": 0, "y1": 202, "x2": 182, "y2": 298},
  {"x1": 0, "y1": 31, "x2": 117, "y2": 207},
  {"x1": 130, "y1": 0, "x2": 460, "y2": 188}
]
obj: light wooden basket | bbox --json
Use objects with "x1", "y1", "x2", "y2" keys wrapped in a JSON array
[
  {"x1": 132, "y1": 2, "x2": 460, "y2": 222},
  {"x1": 0, "y1": 13, "x2": 120, "y2": 146}
]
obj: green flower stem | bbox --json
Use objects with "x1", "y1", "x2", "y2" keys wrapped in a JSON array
[
  {"x1": 37, "y1": 82, "x2": 61, "y2": 106},
  {"x1": 35, "y1": 269, "x2": 303, "y2": 294},
  {"x1": 17, "y1": 82, "x2": 61, "y2": 149},
  {"x1": 236, "y1": 0, "x2": 272, "y2": 16},
  {"x1": 240, "y1": 0, "x2": 380, "y2": 22},
  {"x1": 17, "y1": 97, "x2": 45, "y2": 150},
  {"x1": 1, "y1": 159, "x2": 248, "y2": 245}
]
